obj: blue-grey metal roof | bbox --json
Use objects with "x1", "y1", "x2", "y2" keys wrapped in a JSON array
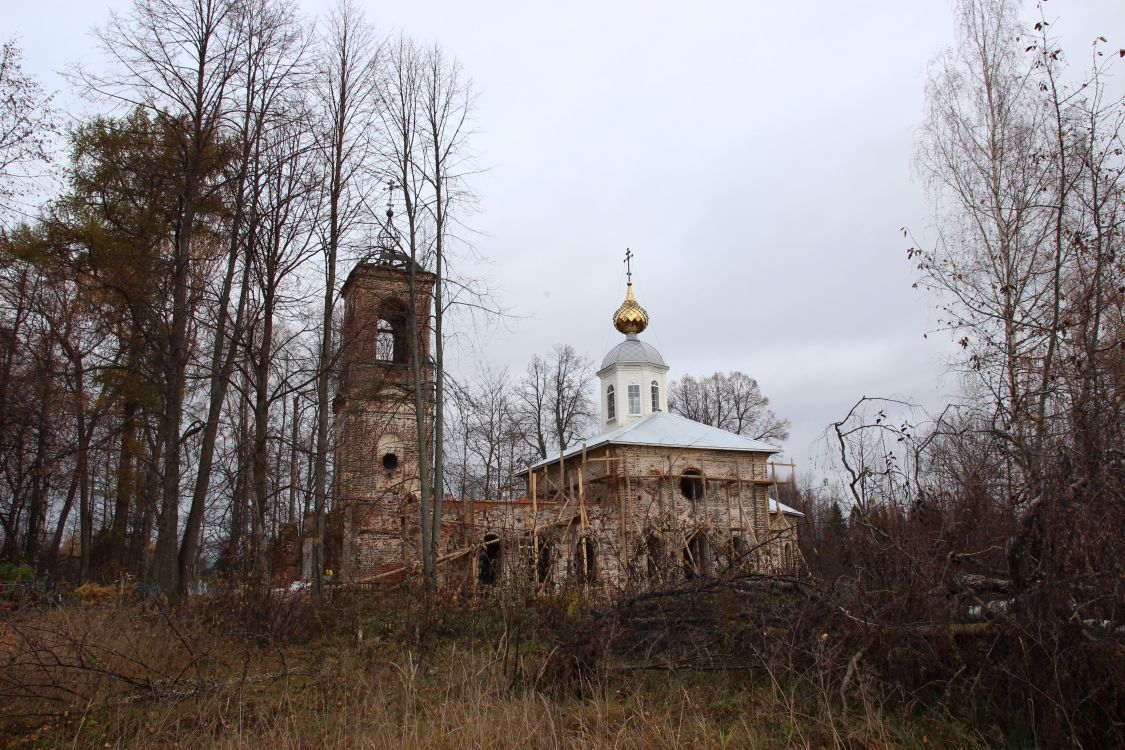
[
  {"x1": 768, "y1": 497, "x2": 805, "y2": 517},
  {"x1": 526, "y1": 411, "x2": 780, "y2": 472},
  {"x1": 598, "y1": 334, "x2": 668, "y2": 372}
]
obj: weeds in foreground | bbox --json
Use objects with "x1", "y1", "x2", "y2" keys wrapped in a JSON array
[{"x1": 0, "y1": 591, "x2": 999, "y2": 749}]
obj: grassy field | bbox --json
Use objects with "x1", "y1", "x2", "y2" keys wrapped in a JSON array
[{"x1": 0, "y1": 592, "x2": 996, "y2": 749}]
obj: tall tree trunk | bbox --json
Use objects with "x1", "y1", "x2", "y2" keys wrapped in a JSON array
[
  {"x1": 178, "y1": 143, "x2": 253, "y2": 593},
  {"x1": 108, "y1": 329, "x2": 142, "y2": 570},
  {"x1": 226, "y1": 370, "x2": 252, "y2": 576},
  {"x1": 251, "y1": 277, "x2": 277, "y2": 593},
  {"x1": 311, "y1": 192, "x2": 338, "y2": 591},
  {"x1": 137, "y1": 429, "x2": 161, "y2": 583},
  {"x1": 25, "y1": 345, "x2": 53, "y2": 566},
  {"x1": 312, "y1": 27, "x2": 348, "y2": 590},
  {"x1": 78, "y1": 422, "x2": 91, "y2": 580},
  {"x1": 400, "y1": 170, "x2": 435, "y2": 585},
  {"x1": 48, "y1": 471, "x2": 80, "y2": 570},
  {"x1": 153, "y1": 211, "x2": 193, "y2": 593},
  {"x1": 429, "y1": 139, "x2": 445, "y2": 574},
  {"x1": 289, "y1": 394, "x2": 299, "y2": 523}
]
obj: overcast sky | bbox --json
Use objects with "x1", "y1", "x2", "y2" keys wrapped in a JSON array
[{"x1": 8, "y1": 0, "x2": 1124, "y2": 471}]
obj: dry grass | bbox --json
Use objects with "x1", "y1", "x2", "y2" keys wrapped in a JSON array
[{"x1": 0, "y1": 595, "x2": 991, "y2": 749}]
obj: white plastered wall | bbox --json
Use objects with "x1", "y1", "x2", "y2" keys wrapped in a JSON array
[{"x1": 599, "y1": 362, "x2": 668, "y2": 428}]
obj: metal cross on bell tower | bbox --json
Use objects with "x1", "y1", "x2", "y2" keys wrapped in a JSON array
[
  {"x1": 624, "y1": 247, "x2": 634, "y2": 284},
  {"x1": 376, "y1": 180, "x2": 406, "y2": 267}
]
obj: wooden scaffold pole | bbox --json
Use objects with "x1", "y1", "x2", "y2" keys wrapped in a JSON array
[
  {"x1": 530, "y1": 467, "x2": 539, "y2": 586},
  {"x1": 621, "y1": 448, "x2": 630, "y2": 574},
  {"x1": 578, "y1": 443, "x2": 589, "y2": 595}
]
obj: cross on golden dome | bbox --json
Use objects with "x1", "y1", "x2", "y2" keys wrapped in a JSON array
[{"x1": 613, "y1": 248, "x2": 649, "y2": 335}]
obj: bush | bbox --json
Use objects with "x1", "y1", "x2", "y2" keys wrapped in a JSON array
[
  {"x1": 74, "y1": 582, "x2": 119, "y2": 605},
  {"x1": 0, "y1": 563, "x2": 34, "y2": 583}
]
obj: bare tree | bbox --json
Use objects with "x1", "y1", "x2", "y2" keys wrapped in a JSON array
[
  {"x1": 0, "y1": 38, "x2": 56, "y2": 227},
  {"x1": 245, "y1": 110, "x2": 319, "y2": 591},
  {"x1": 668, "y1": 371, "x2": 789, "y2": 444},
  {"x1": 310, "y1": 0, "x2": 381, "y2": 590},
  {"x1": 914, "y1": 0, "x2": 1060, "y2": 496},
  {"x1": 377, "y1": 37, "x2": 475, "y2": 584},
  {"x1": 419, "y1": 43, "x2": 473, "y2": 579},
  {"x1": 42, "y1": 275, "x2": 114, "y2": 579},
  {"x1": 516, "y1": 344, "x2": 595, "y2": 462},
  {"x1": 914, "y1": 0, "x2": 1125, "y2": 585},
  {"x1": 449, "y1": 368, "x2": 521, "y2": 501},
  {"x1": 179, "y1": 0, "x2": 311, "y2": 593}
]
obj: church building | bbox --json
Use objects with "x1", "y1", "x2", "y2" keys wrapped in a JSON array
[{"x1": 319, "y1": 246, "x2": 801, "y2": 591}]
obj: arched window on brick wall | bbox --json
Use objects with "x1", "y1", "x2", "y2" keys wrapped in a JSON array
[
  {"x1": 375, "y1": 300, "x2": 409, "y2": 364},
  {"x1": 683, "y1": 533, "x2": 712, "y2": 579},
  {"x1": 679, "y1": 468, "x2": 705, "y2": 501}
]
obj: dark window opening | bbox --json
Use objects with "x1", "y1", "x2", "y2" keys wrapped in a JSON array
[
  {"x1": 683, "y1": 534, "x2": 711, "y2": 579},
  {"x1": 606, "y1": 385, "x2": 616, "y2": 421},
  {"x1": 478, "y1": 534, "x2": 502, "y2": 585},
  {"x1": 679, "y1": 469, "x2": 705, "y2": 500},
  {"x1": 732, "y1": 534, "x2": 747, "y2": 556},
  {"x1": 375, "y1": 302, "x2": 410, "y2": 365},
  {"x1": 651, "y1": 380, "x2": 660, "y2": 411},
  {"x1": 576, "y1": 537, "x2": 596, "y2": 586},
  {"x1": 382, "y1": 452, "x2": 399, "y2": 470},
  {"x1": 646, "y1": 534, "x2": 664, "y2": 577},
  {"x1": 628, "y1": 383, "x2": 641, "y2": 415},
  {"x1": 536, "y1": 542, "x2": 554, "y2": 584}
]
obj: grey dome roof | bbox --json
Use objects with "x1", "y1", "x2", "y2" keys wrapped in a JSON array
[{"x1": 599, "y1": 334, "x2": 668, "y2": 372}]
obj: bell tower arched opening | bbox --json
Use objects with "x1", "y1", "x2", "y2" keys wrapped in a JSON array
[{"x1": 374, "y1": 299, "x2": 409, "y2": 365}]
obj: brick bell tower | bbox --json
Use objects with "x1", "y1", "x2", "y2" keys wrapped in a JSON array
[{"x1": 329, "y1": 215, "x2": 435, "y2": 582}]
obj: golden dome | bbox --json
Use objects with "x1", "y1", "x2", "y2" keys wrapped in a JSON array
[{"x1": 613, "y1": 282, "x2": 649, "y2": 335}]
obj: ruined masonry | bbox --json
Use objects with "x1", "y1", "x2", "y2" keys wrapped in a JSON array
[{"x1": 310, "y1": 246, "x2": 802, "y2": 592}]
